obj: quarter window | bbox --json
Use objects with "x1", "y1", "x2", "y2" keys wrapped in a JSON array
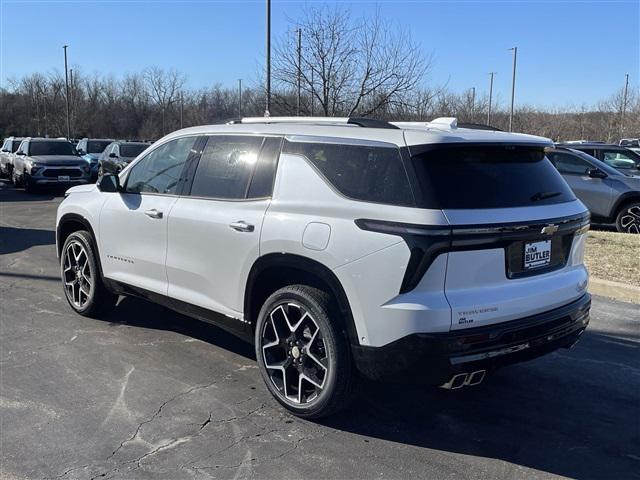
[
  {"x1": 283, "y1": 139, "x2": 414, "y2": 207},
  {"x1": 190, "y1": 135, "x2": 265, "y2": 199},
  {"x1": 125, "y1": 136, "x2": 196, "y2": 194}
]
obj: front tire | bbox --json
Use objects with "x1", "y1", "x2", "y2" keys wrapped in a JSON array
[
  {"x1": 255, "y1": 285, "x2": 354, "y2": 418},
  {"x1": 23, "y1": 173, "x2": 36, "y2": 193},
  {"x1": 615, "y1": 202, "x2": 640, "y2": 234},
  {"x1": 61, "y1": 230, "x2": 117, "y2": 317}
]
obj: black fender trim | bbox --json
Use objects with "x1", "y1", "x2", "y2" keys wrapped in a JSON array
[
  {"x1": 609, "y1": 192, "x2": 640, "y2": 221},
  {"x1": 56, "y1": 213, "x2": 106, "y2": 277}
]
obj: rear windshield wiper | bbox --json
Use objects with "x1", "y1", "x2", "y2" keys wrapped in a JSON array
[{"x1": 530, "y1": 191, "x2": 562, "y2": 202}]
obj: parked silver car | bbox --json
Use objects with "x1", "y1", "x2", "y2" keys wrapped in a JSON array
[
  {"x1": 547, "y1": 146, "x2": 640, "y2": 233},
  {"x1": 12, "y1": 138, "x2": 91, "y2": 193},
  {"x1": 0, "y1": 137, "x2": 25, "y2": 179},
  {"x1": 98, "y1": 141, "x2": 150, "y2": 175}
]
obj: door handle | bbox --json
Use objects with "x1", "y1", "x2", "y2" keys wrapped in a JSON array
[
  {"x1": 144, "y1": 209, "x2": 163, "y2": 219},
  {"x1": 229, "y1": 221, "x2": 254, "y2": 232}
]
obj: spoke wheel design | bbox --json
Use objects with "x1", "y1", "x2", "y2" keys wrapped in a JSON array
[
  {"x1": 62, "y1": 240, "x2": 93, "y2": 308},
  {"x1": 261, "y1": 302, "x2": 329, "y2": 405},
  {"x1": 619, "y1": 205, "x2": 640, "y2": 234}
]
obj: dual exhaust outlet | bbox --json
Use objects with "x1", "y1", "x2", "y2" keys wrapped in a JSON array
[{"x1": 441, "y1": 370, "x2": 486, "y2": 390}]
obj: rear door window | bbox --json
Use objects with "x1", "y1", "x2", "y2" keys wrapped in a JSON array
[
  {"x1": 283, "y1": 139, "x2": 414, "y2": 207},
  {"x1": 410, "y1": 145, "x2": 575, "y2": 209},
  {"x1": 190, "y1": 135, "x2": 265, "y2": 199}
]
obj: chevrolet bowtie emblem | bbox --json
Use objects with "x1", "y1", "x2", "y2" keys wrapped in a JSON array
[{"x1": 541, "y1": 224, "x2": 558, "y2": 235}]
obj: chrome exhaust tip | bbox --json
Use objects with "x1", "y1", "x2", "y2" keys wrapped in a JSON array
[
  {"x1": 465, "y1": 369, "x2": 486, "y2": 386},
  {"x1": 441, "y1": 373, "x2": 468, "y2": 390}
]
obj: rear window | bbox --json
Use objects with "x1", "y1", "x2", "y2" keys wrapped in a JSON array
[
  {"x1": 28, "y1": 141, "x2": 77, "y2": 156},
  {"x1": 283, "y1": 139, "x2": 414, "y2": 207},
  {"x1": 120, "y1": 144, "x2": 149, "y2": 157},
  {"x1": 411, "y1": 145, "x2": 575, "y2": 209}
]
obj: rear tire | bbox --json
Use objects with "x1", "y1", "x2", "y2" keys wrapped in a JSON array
[
  {"x1": 255, "y1": 285, "x2": 354, "y2": 418},
  {"x1": 615, "y1": 201, "x2": 640, "y2": 234},
  {"x1": 61, "y1": 230, "x2": 118, "y2": 317}
]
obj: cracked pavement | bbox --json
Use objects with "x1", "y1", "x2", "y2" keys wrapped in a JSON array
[{"x1": 1, "y1": 180, "x2": 639, "y2": 479}]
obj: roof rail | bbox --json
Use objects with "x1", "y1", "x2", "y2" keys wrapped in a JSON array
[{"x1": 229, "y1": 116, "x2": 399, "y2": 129}]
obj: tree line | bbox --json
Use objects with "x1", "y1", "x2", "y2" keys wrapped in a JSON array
[{"x1": 1, "y1": 6, "x2": 637, "y2": 142}]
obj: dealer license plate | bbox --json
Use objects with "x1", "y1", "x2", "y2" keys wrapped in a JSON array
[
  {"x1": 58, "y1": 175, "x2": 70, "y2": 182},
  {"x1": 523, "y1": 240, "x2": 551, "y2": 270}
]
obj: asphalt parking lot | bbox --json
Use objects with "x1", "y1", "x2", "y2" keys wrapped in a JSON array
[{"x1": 1, "y1": 180, "x2": 639, "y2": 480}]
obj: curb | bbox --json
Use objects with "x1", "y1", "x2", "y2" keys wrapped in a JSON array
[{"x1": 589, "y1": 278, "x2": 640, "y2": 304}]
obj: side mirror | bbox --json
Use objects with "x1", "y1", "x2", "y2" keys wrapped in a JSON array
[
  {"x1": 16, "y1": 151, "x2": 25, "y2": 156},
  {"x1": 587, "y1": 168, "x2": 607, "y2": 179},
  {"x1": 109, "y1": 152, "x2": 118, "y2": 158},
  {"x1": 77, "y1": 149, "x2": 85, "y2": 155},
  {"x1": 97, "y1": 173, "x2": 121, "y2": 192}
]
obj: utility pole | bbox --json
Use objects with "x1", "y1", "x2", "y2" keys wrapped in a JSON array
[
  {"x1": 63, "y1": 45, "x2": 71, "y2": 140},
  {"x1": 621, "y1": 73, "x2": 629, "y2": 137},
  {"x1": 180, "y1": 91, "x2": 184, "y2": 129},
  {"x1": 487, "y1": 72, "x2": 495, "y2": 125},
  {"x1": 509, "y1": 46, "x2": 517, "y2": 132},
  {"x1": 265, "y1": 0, "x2": 271, "y2": 117},
  {"x1": 296, "y1": 27, "x2": 302, "y2": 116},
  {"x1": 470, "y1": 87, "x2": 476, "y2": 121},
  {"x1": 238, "y1": 79, "x2": 243, "y2": 118},
  {"x1": 310, "y1": 68, "x2": 315, "y2": 116}
]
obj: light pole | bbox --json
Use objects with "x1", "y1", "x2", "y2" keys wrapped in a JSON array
[
  {"x1": 265, "y1": 0, "x2": 271, "y2": 117},
  {"x1": 63, "y1": 45, "x2": 71, "y2": 139},
  {"x1": 69, "y1": 68, "x2": 74, "y2": 135},
  {"x1": 508, "y1": 46, "x2": 517, "y2": 132},
  {"x1": 238, "y1": 78, "x2": 243, "y2": 118},
  {"x1": 621, "y1": 73, "x2": 629, "y2": 137},
  {"x1": 310, "y1": 68, "x2": 315, "y2": 116},
  {"x1": 296, "y1": 27, "x2": 302, "y2": 116},
  {"x1": 487, "y1": 72, "x2": 495, "y2": 125}
]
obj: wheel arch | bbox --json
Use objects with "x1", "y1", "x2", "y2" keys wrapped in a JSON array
[
  {"x1": 611, "y1": 192, "x2": 640, "y2": 221},
  {"x1": 244, "y1": 253, "x2": 359, "y2": 345},
  {"x1": 57, "y1": 213, "x2": 105, "y2": 277}
]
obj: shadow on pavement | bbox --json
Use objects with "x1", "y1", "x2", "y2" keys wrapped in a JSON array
[
  {"x1": 0, "y1": 226, "x2": 56, "y2": 255},
  {"x1": 95, "y1": 295, "x2": 638, "y2": 480},
  {"x1": 0, "y1": 180, "x2": 67, "y2": 202}
]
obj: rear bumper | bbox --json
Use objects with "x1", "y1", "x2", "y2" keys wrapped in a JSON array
[{"x1": 352, "y1": 293, "x2": 591, "y2": 385}]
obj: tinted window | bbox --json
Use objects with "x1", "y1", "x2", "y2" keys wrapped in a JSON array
[
  {"x1": 87, "y1": 140, "x2": 111, "y2": 154},
  {"x1": 247, "y1": 137, "x2": 281, "y2": 198},
  {"x1": 125, "y1": 137, "x2": 196, "y2": 194},
  {"x1": 284, "y1": 140, "x2": 414, "y2": 206},
  {"x1": 411, "y1": 145, "x2": 575, "y2": 209},
  {"x1": 28, "y1": 141, "x2": 77, "y2": 156},
  {"x1": 120, "y1": 144, "x2": 149, "y2": 158},
  {"x1": 190, "y1": 135, "x2": 264, "y2": 199},
  {"x1": 548, "y1": 152, "x2": 591, "y2": 175}
]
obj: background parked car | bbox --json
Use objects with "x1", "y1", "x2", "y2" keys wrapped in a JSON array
[
  {"x1": 98, "y1": 140, "x2": 150, "y2": 175},
  {"x1": 557, "y1": 141, "x2": 640, "y2": 175},
  {"x1": 0, "y1": 136, "x2": 25, "y2": 179},
  {"x1": 12, "y1": 138, "x2": 91, "y2": 192},
  {"x1": 620, "y1": 138, "x2": 640, "y2": 154},
  {"x1": 547, "y1": 146, "x2": 640, "y2": 233},
  {"x1": 76, "y1": 138, "x2": 114, "y2": 181}
]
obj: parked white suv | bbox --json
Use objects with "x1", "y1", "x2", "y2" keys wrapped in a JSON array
[{"x1": 56, "y1": 117, "x2": 591, "y2": 418}]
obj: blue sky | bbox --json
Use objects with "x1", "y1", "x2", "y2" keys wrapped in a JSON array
[{"x1": 1, "y1": 0, "x2": 638, "y2": 109}]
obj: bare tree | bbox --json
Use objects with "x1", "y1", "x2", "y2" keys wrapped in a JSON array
[
  {"x1": 143, "y1": 67, "x2": 186, "y2": 135},
  {"x1": 273, "y1": 6, "x2": 429, "y2": 117}
]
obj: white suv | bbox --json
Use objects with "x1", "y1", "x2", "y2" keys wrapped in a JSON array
[{"x1": 56, "y1": 117, "x2": 591, "y2": 418}]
